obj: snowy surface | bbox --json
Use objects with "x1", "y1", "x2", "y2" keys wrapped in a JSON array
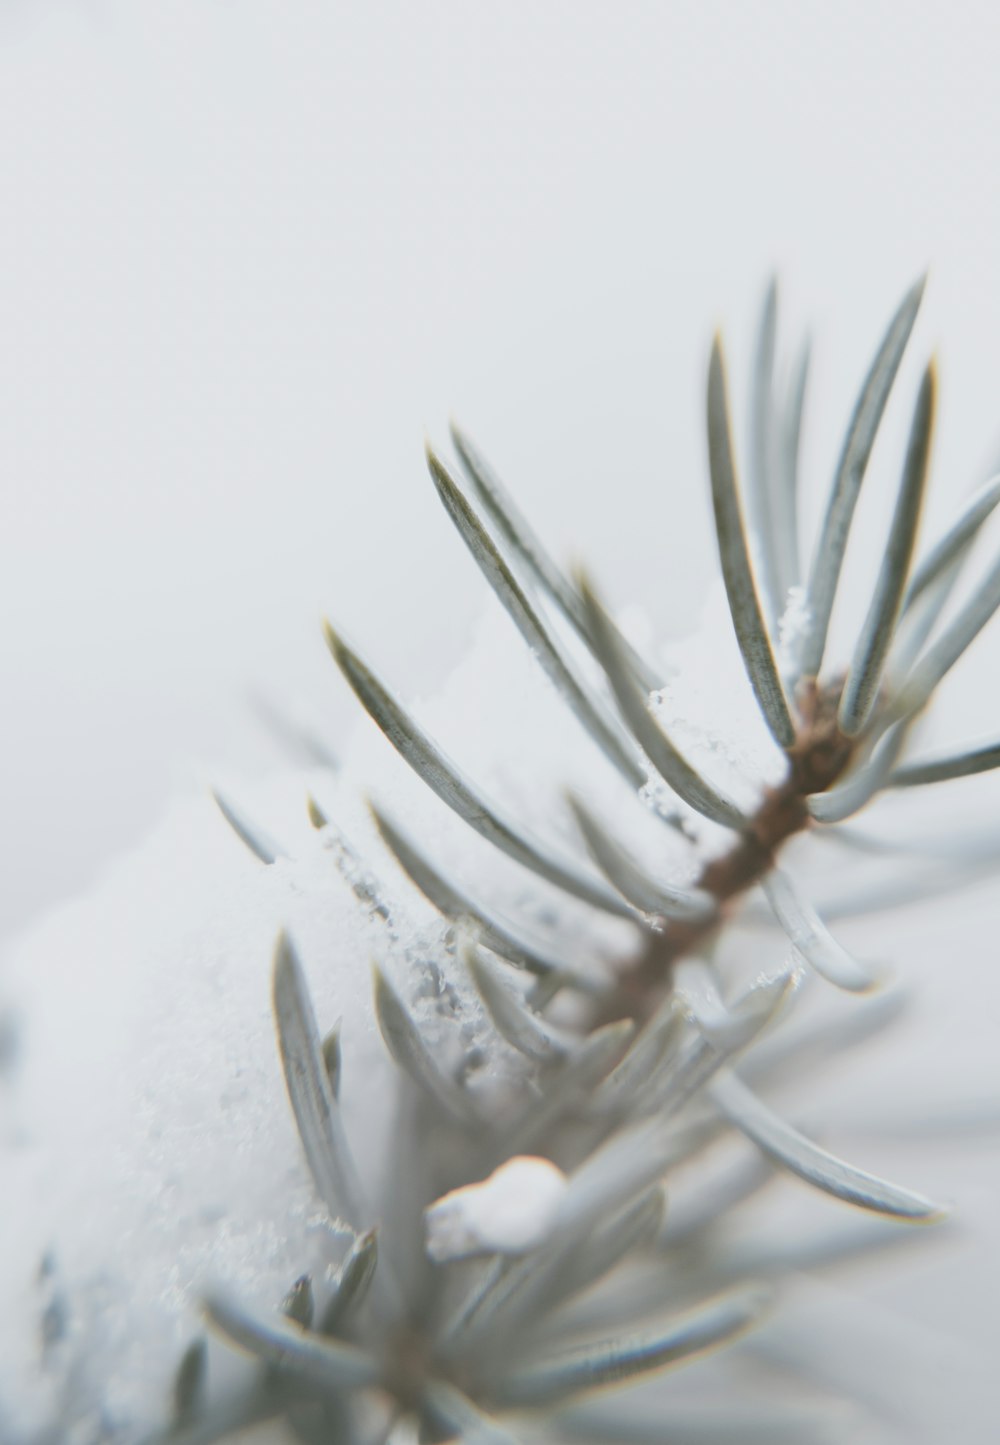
[{"x1": 0, "y1": 772, "x2": 393, "y2": 1439}]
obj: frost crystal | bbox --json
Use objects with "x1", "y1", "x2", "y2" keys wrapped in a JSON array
[{"x1": 776, "y1": 584, "x2": 813, "y2": 678}]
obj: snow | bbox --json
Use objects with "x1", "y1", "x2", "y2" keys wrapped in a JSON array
[
  {"x1": 774, "y1": 583, "x2": 812, "y2": 677},
  {"x1": 424, "y1": 1156, "x2": 568, "y2": 1262},
  {"x1": 0, "y1": 772, "x2": 393, "y2": 1439}
]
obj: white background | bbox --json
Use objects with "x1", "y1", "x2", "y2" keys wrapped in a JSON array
[{"x1": 3, "y1": 1, "x2": 1000, "y2": 940}]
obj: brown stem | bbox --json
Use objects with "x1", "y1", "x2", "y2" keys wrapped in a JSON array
[{"x1": 604, "y1": 681, "x2": 856, "y2": 1023}]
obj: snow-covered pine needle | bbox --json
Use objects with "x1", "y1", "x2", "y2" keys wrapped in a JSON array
[
  {"x1": 211, "y1": 788, "x2": 286, "y2": 865},
  {"x1": 319, "y1": 1229, "x2": 379, "y2": 1336},
  {"x1": 838, "y1": 360, "x2": 936, "y2": 737},
  {"x1": 373, "y1": 965, "x2": 478, "y2": 1122},
  {"x1": 902, "y1": 472, "x2": 1000, "y2": 613},
  {"x1": 887, "y1": 474, "x2": 1000, "y2": 682},
  {"x1": 566, "y1": 792, "x2": 715, "y2": 922},
  {"x1": 324, "y1": 622, "x2": 631, "y2": 916},
  {"x1": 509, "y1": 1021, "x2": 636, "y2": 1153},
  {"x1": 426, "y1": 442, "x2": 649, "y2": 791},
  {"x1": 576, "y1": 572, "x2": 746, "y2": 829},
  {"x1": 707, "y1": 334, "x2": 795, "y2": 747},
  {"x1": 466, "y1": 945, "x2": 573, "y2": 1064},
  {"x1": 747, "y1": 277, "x2": 781, "y2": 621},
  {"x1": 445, "y1": 1190, "x2": 664, "y2": 1360},
  {"x1": 203, "y1": 1293, "x2": 379, "y2": 1394},
  {"x1": 172, "y1": 1339, "x2": 208, "y2": 1428},
  {"x1": 807, "y1": 719, "x2": 912, "y2": 824},
  {"x1": 587, "y1": 1006, "x2": 685, "y2": 1119},
  {"x1": 773, "y1": 333, "x2": 811, "y2": 600},
  {"x1": 889, "y1": 736, "x2": 1000, "y2": 787},
  {"x1": 799, "y1": 276, "x2": 925, "y2": 678},
  {"x1": 370, "y1": 802, "x2": 596, "y2": 988},
  {"x1": 892, "y1": 546, "x2": 1000, "y2": 718},
  {"x1": 497, "y1": 1287, "x2": 769, "y2": 1407},
  {"x1": 710, "y1": 1072, "x2": 946, "y2": 1222},
  {"x1": 760, "y1": 869, "x2": 880, "y2": 992},
  {"x1": 449, "y1": 420, "x2": 660, "y2": 693},
  {"x1": 272, "y1": 933, "x2": 368, "y2": 1230},
  {"x1": 422, "y1": 1380, "x2": 521, "y2": 1445}
]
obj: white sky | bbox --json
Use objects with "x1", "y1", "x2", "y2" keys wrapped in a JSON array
[{"x1": 3, "y1": 1, "x2": 1000, "y2": 937}]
